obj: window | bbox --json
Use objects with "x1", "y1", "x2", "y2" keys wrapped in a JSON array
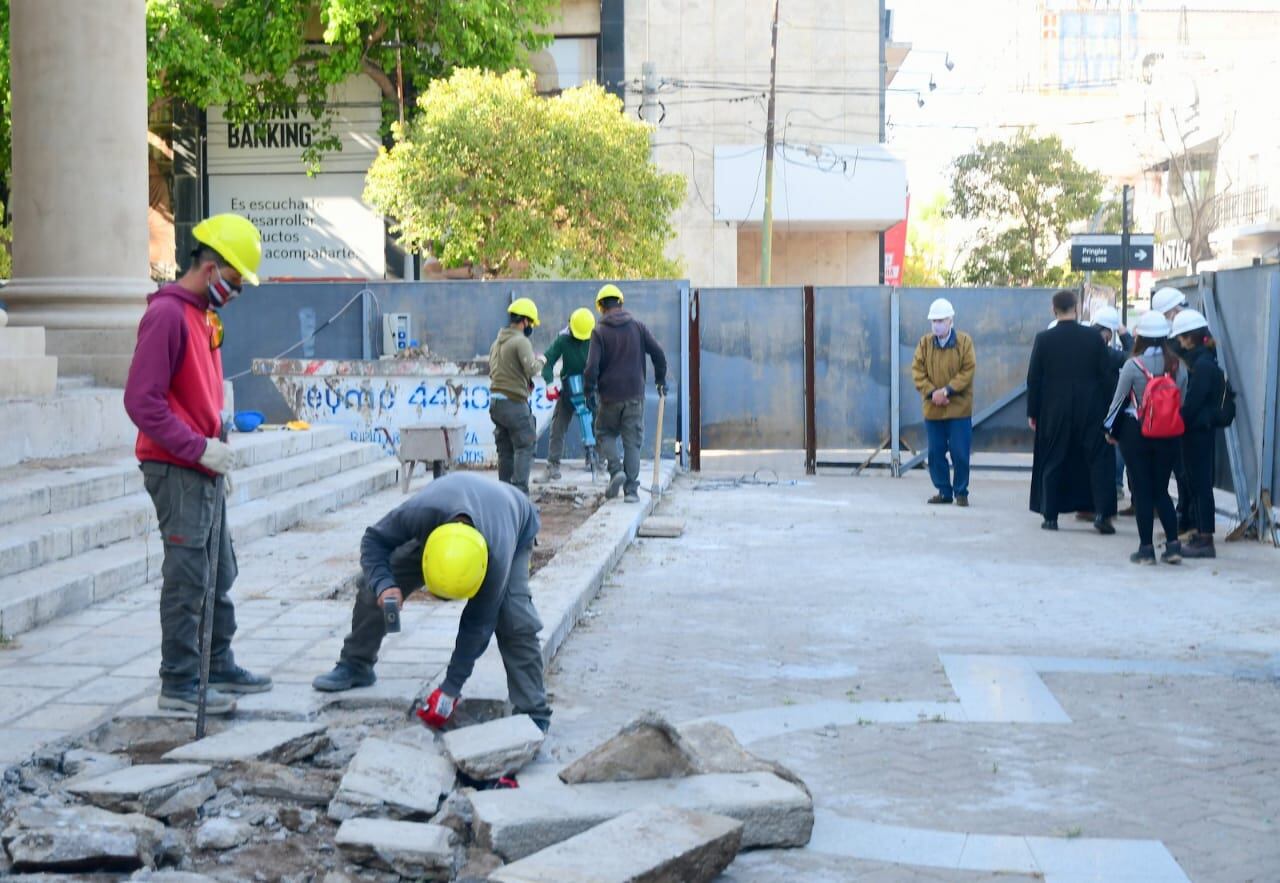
[{"x1": 531, "y1": 37, "x2": 599, "y2": 94}]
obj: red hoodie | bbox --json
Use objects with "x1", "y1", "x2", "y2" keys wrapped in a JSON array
[{"x1": 123, "y1": 283, "x2": 223, "y2": 472}]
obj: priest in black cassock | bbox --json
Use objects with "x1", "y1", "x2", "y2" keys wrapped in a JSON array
[{"x1": 1026, "y1": 290, "x2": 1116, "y2": 533}]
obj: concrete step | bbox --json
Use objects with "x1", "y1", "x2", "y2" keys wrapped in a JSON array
[
  {"x1": 0, "y1": 387, "x2": 135, "y2": 468},
  {"x1": 0, "y1": 425, "x2": 350, "y2": 529},
  {"x1": 0, "y1": 440, "x2": 383, "y2": 581},
  {"x1": 0, "y1": 458, "x2": 401, "y2": 638}
]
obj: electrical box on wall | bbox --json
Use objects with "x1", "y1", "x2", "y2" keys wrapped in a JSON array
[{"x1": 382, "y1": 313, "x2": 411, "y2": 355}]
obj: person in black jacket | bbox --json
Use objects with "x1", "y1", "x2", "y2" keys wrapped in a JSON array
[
  {"x1": 1172, "y1": 309, "x2": 1224, "y2": 559},
  {"x1": 1027, "y1": 290, "x2": 1117, "y2": 533},
  {"x1": 1075, "y1": 306, "x2": 1133, "y2": 522}
]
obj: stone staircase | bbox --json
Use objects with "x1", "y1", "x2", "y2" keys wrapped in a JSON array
[{"x1": 0, "y1": 425, "x2": 400, "y2": 639}]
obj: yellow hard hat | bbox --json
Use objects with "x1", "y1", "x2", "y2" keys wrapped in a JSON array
[
  {"x1": 422, "y1": 522, "x2": 489, "y2": 601},
  {"x1": 193, "y1": 213, "x2": 262, "y2": 286},
  {"x1": 595, "y1": 284, "x2": 624, "y2": 310},
  {"x1": 508, "y1": 297, "x2": 540, "y2": 327},
  {"x1": 569, "y1": 308, "x2": 596, "y2": 341}
]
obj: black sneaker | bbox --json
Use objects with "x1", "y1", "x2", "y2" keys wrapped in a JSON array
[
  {"x1": 158, "y1": 684, "x2": 236, "y2": 715},
  {"x1": 209, "y1": 665, "x2": 273, "y2": 694},
  {"x1": 928, "y1": 494, "x2": 953, "y2": 505},
  {"x1": 1041, "y1": 519, "x2": 1058, "y2": 531},
  {"x1": 312, "y1": 663, "x2": 376, "y2": 693},
  {"x1": 1093, "y1": 516, "x2": 1116, "y2": 535},
  {"x1": 605, "y1": 472, "x2": 625, "y2": 499},
  {"x1": 1129, "y1": 545, "x2": 1157, "y2": 565},
  {"x1": 955, "y1": 495, "x2": 969, "y2": 508},
  {"x1": 623, "y1": 491, "x2": 640, "y2": 503},
  {"x1": 1161, "y1": 541, "x2": 1183, "y2": 564}
]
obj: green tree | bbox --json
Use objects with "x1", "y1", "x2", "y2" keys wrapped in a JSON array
[
  {"x1": 947, "y1": 132, "x2": 1103, "y2": 287},
  {"x1": 0, "y1": 0, "x2": 555, "y2": 186},
  {"x1": 364, "y1": 69, "x2": 686, "y2": 279},
  {"x1": 0, "y1": 199, "x2": 10, "y2": 277},
  {"x1": 902, "y1": 193, "x2": 950, "y2": 287}
]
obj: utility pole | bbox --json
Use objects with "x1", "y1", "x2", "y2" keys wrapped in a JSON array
[
  {"x1": 640, "y1": 61, "x2": 659, "y2": 159},
  {"x1": 760, "y1": 0, "x2": 780, "y2": 285},
  {"x1": 1121, "y1": 184, "x2": 1132, "y2": 327}
]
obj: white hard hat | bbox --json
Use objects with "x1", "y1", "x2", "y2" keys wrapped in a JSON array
[
  {"x1": 1151, "y1": 287, "x2": 1187, "y2": 314},
  {"x1": 1092, "y1": 306, "x2": 1121, "y2": 331},
  {"x1": 927, "y1": 298, "x2": 955, "y2": 320},
  {"x1": 1170, "y1": 308, "x2": 1208, "y2": 337},
  {"x1": 1133, "y1": 310, "x2": 1171, "y2": 338}
]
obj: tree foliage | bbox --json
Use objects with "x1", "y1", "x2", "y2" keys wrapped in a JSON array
[
  {"x1": 364, "y1": 69, "x2": 686, "y2": 279},
  {"x1": 947, "y1": 132, "x2": 1103, "y2": 287},
  {"x1": 0, "y1": 0, "x2": 556, "y2": 185},
  {"x1": 902, "y1": 193, "x2": 952, "y2": 287}
]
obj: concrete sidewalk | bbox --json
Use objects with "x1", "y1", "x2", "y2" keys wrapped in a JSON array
[{"x1": 540, "y1": 467, "x2": 1280, "y2": 882}]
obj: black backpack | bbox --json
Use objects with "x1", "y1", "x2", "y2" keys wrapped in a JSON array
[{"x1": 1213, "y1": 376, "x2": 1237, "y2": 428}]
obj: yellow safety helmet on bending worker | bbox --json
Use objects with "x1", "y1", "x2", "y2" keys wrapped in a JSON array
[
  {"x1": 192, "y1": 213, "x2": 263, "y2": 286},
  {"x1": 569, "y1": 308, "x2": 596, "y2": 341},
  {"x1": 595, "y1": 283, "x2": 624, "y2": 311},
  {"x1": 421, "y1": 522, "x2": 489, "y2": 601},
  {"x1": 508, "y1": 297, "x2": 540, "y2": 327}
]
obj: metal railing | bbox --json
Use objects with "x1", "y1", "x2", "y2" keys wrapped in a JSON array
[{"x1": 1155, "y1": 184, "x2": 1274, "y2": 239}]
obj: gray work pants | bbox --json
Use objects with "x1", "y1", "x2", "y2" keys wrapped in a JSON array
[
  {"x1": 596, "y1": 398, "x2": 644, "y2": 494},
  {"x1": 547, "y1": 394, "x2": 593, "y2": 467},
  {"x1": 490, "y1": 397, "x2": 536, "y2": 495},
  {"x1": 336, "y1": 541, "x2": 551, "y2": 725},
  {"x1": 141, "y1": 462, "x2": 238, "y2": 690}
]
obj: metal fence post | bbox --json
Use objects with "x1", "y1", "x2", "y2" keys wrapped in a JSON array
[
  {"x1": 890, "y1": 287, "x2": 902, "y2": 476},
  {"x1": 1200, "y1": 279, "x2": 1251, "y2": 526},
  {"x1": 679, "y1": 281, "x2": 691, "y2": 470},
  {"x1": 688, "y1": 289, "x2": 701, "y2": 472},
  {"x1": 803, "y1": 285, "x2": 817, "y2": 475}
]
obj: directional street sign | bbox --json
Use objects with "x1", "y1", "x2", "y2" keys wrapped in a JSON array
[{"x1": 1070, "y1": 233, "x2": 1155, "y2": 271}]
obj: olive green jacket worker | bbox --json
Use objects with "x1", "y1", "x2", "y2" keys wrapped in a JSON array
[{"x1": 911, "y1": 331, "x2": 977, "y2": 420}]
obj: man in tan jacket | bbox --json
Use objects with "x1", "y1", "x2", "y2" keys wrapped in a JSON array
[
  {"x1": 911, "y1": 298, "x2": 977, "y2": 506},
  {"x1": 489, "y1": 297, "x2": 546, "y2": 495}
]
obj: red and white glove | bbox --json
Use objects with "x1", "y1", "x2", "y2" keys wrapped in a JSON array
[
  {"x1": 416, "y1": 688, "x2": 457, "y2": 729},
  {"x1": 546, "y1": 383, "x2": 561, "y2": 402}
]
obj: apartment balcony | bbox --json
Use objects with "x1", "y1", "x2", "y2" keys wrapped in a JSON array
[{"x1": 1155, "y1": 184, "x2": 1275, "y2": 240}]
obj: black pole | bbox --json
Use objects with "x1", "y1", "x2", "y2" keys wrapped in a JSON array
[{"x1": 1121, "y1": 184, "x2": 1132, "y2": 327}]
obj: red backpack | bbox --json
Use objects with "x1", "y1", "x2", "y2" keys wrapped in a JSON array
[{"x1": 1133, "y1": 360, "x2": 1185, "y2": 438}]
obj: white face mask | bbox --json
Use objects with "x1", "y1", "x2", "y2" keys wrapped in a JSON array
[{"x1": 931, "y1": 319, "x2": 952, "y2": 339}]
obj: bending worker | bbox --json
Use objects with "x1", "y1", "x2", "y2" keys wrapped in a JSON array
[
  {"x1": 312, "y1": 473, "x2": 551, "y2": 733},
  {"x1": 542, "y1": 307, "x2": 597, "y2": 481},
  {"x1": 489, "y1": 297, "x2": 545, "y2": 496}
]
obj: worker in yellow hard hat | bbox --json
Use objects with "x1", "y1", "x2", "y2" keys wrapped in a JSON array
[
  {"x1": 123, "y1": 212, "x2": 270, "y2": 715},
  {"x1": 487, "y1": 297, "x2": 546, "y2": 495},
  {"x1": 540, "y1": 307, "x2": 597, "y2": 481},
  {"x1": 313, "y1": 473, "x2": 550, "y2": 733}
]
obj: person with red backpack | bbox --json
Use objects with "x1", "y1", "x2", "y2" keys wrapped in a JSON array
[{"x1": 1103, "y1": 311, "x2": 1189, "y2": 565}]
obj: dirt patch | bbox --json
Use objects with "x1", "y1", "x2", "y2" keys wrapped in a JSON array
[{"x1": 530, "y1": 488, "x2": 601, "y2": 573}]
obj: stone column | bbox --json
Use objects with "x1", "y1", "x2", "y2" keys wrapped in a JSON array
[{"x1": 1, "y1": 0, "x2": 153, "y2": 386}]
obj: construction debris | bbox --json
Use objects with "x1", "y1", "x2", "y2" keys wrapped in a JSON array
[
  {"x1": 164, "y1": 721, "x2": 327, "y2": 765},
  {"x1": 61, "y1": 748, "x2": 130, "y2": 779},
  {"x1": 328, "y1": 736, "x2": 456, "y2": 821},
  {"x1": 334, "y1": 818, "x2": 456, "y2": 880},
  {"x1": 637, "y1": 517, "x2": 686, "y2": 538},
  {"x1": 213, "y1": 760, "x2": 340, "y2": 806},
  {"x1": 66, "y1": 763, "x2": 216, "y2": 822},
  {"x1": 193, "y1": 816, "x2": 252, "y2": 851},
  {"x1": 441, "y1": 715, "x2": 546, "y2": 780},
  {"x1": 489, "y1": 806, "x2": 743, "y2": 883},
  {"x1": 1, "y1": 804, "x2": 164, "y2": 873}
]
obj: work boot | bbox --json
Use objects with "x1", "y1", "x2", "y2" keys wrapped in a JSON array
[
  {"x1": 927, "y1": 494, "x2": 953, "y2": 505},
  {"x1": 624, "y1": 491, "x2": 640, "y2": 503},
  {"x1": 1129, "y1": 545, "x2": 1157, "y2": 565},
  {"x1": 544, "y1": 464, "x2": 562, "y2": 481},
  {"x1": 312, "y1": 663, "x2": 376, "y2": 693},
  {"x1": 1093, "y1": 516, "x2": 1116, "y2": 535},
  {"x1": 158, "y1": 683, "x2": 236, "y2": 715},
  {"x1": 1041, "y1": 518, "x2": 1058, "y2": 531},
  {"x1": 209, "y1": 665, "x2": 273, "y2": 694},
  {"x1": 605, "y1": 472, "x2": 625, "y2": 500},
  {"x1": 955, "y1": 495, "x2": 969, "y2": 508},
  {"x1": 1161, "y1": 540, "x2": 1183, "y2": 564},
  {"x1": 1181, "y1": 535, "x2": 1217, "y2": 559}
]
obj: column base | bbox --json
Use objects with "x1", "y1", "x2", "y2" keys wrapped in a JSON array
[
  {"x1": 45, "y1": 329, "x2": 140, "y2": 388},
  {"x1": 0, "y1": 325, "x2": 59, "y2": 397}
]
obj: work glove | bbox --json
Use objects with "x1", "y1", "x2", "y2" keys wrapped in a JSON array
[
  {"x1": 199, "y1": 438, "x2": 234, "y2": 475},
  {"x1": 546, "y1": 383, "x2": 561, "y2": 402},
  {"x1": 416, "y1": 688, "x2": 457, "y2": 729},
  {"x1": 656, "y1": 382, "x2": 668, "y2": 397}
]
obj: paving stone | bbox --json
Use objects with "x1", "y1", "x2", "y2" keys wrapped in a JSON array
[
  {"x1": 163, "y1": 720, "x2": 327, "y2": 765},
  {"x1": 61, "y1": 747, "x2": 130, "y2": 778},
  {"x1": 558, "y1": 714, "x2": 696, "y2": 784},
  {"x1": 334, "y1": 818, "x2": 456, "y2": 881},
  {"x1": 65, "y1": 762, "x2": 214, "y2": 820},
  {"x1": 214, "y1": 760, "x2": 340, "y2": 806},
  {"x1": 441, "y1": 715, "x2": 545, "y2": 780},
  {"x1": 472, "y1": 771, "x2": 814, "y2": 861},
  {"x1": 328, "y1": 737, "x2": 456, "y2": 822},
  {"x1": 129, "y1": 872, "x2": 219, "y2": 882},
  {"x1": 490, "y1": 806, "x2": 744, "y2": 883},
  {"x1": 0, "y1": 804, "x2": 164, "y2": 873},
  {"x1": 194, "y1": 816, "x2": 253, "y2": 851},
  {"x1": 637, "y1": 517, "x2": 686, "y2": 538}
]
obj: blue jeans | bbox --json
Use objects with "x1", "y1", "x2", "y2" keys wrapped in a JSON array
[{"x1": 925, "y1": 417, "x2": 972, "y2": 498}]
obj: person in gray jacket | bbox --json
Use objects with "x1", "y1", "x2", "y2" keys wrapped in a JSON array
[
  {"x1": 1103, "y1": 311, "x2": 1188, "y2": 565},
  {"x1": 312, "y1": 473, "x2": 550, "y2": 732}
]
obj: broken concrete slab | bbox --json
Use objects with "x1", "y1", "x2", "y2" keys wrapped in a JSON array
[
  {"x1": 637, "y1": 517, "x2": 686, "y2": 538},
  {"x1": 1, "y1": 804, "x2": 164, "y2": 873},
  {"x1": 194, "y1": 817, "x2": 253, "y2": 851},
  {"x1": 489, "y1": 806, "x2": 743, "y2": 883},
  {"x1": 334, "y1": 818, "x2": 456, "y2": 880},
  {"x1": 328, "y1": 736, "x2": 456, "y2": 822},
  {"x1": 675, "y1": 720, "x2": 811, "y2": 796},
  {"x1": 65, "y1": 763, "x2": 215, "y2": 821},
  {"x1": 473, "y1": 770, "x2": 813, "y2": 861},
  {"x1": 163, "y1": 720, "x2": 327, "y2": 765},
  {"x1": 61, "y1": 748, "x2": 130, "y2": 779},
  {"x1": 129, "y1": 872, "x2": 219, "y2": 882},
  {"x1": 214, "y1": 760, "x2": 341, "y2": 806},
  {"x1": 441, "y1": 715, "x2": 545, "y2": 780}
]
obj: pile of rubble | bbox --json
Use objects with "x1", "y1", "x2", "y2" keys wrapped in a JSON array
[{"x1": 0, "y1": 707, "x2": 813, "y2": 882}]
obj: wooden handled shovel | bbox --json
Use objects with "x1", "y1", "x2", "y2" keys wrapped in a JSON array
[{"x1": 651, "y1": 392, "x2": 665, "y2": 497}]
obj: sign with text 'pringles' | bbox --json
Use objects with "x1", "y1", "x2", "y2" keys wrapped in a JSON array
[{"x1": 206, "y1": 77, "x2": 385, "y2": 280}]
